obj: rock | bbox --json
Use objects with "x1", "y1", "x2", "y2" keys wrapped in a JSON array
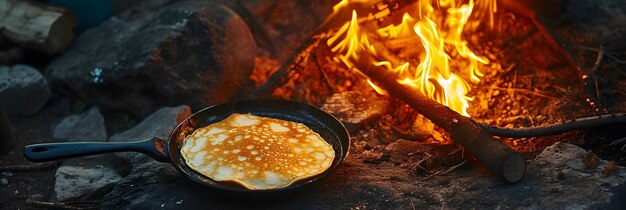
[
  {"x1": 52, "y1": 162, "x2": 122, "y2": 201},
  {"x1": 47, "y1": 1, "x2": 256, "y2": 118},
  {"x1": 258, "y1": 0, "x2": 335, "y2": 60},
  {"x1": 0, "y1": 65, "x2": 52, "y2": 116},
  {"x1": 321, "y1": 91, "x2": 389, "y2": 132},
  {"x1": 530, "y1": 143, "x2": 626, "y2": 207},
  {"x1": 109, "y1": 105, "x2": 191, "y2": 165},
  {"x1": 101, "y1": 161, "x2": 183, "y2": 209},
  {"x1": 52, "y1": 107, "x2": 106, "y2": 141}
]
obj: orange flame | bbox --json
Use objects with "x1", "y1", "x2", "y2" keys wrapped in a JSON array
[{"x1": 327, "y1": 0, "x2": 496, "y2": 117}]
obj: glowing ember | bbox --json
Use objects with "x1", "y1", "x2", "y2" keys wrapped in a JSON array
[{"x1": 326, "y1": 0, "x2": 497, "y2": 116}]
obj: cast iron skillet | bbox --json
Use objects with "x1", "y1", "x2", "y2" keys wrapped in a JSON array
[{"x1": 23, "y1": 99, "x2": 350, "y2": 195}]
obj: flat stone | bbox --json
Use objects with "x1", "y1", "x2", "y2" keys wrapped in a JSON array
[
  {"x1": 109, "y1": 105, "x2": 191, "y2": 165},
  {"x1": 0, "y1": 65, "x2": 52, "y2": 116},
  {"x1": 52, "y1": 163, "x2": 122, "y2": 201},
  {"x1": 321, "y1": 91, "x2": 389, "y2": 132},
  {"x1": 52, "y1": 107, "x2": 106, "y2": 141},
  {"x1": 384, "y1": 140, "x2": 465, "y2": 172},
  {"x1": 46, "y1": 1, "x2": 256, "y2": 118},
  {"x1": 101, "y1": 161, "x2": 181, "y2": 209}
]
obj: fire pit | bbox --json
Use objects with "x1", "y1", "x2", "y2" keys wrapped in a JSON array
[{"x1": 1, "y1": 0, "x2": 625, "y2": 209}]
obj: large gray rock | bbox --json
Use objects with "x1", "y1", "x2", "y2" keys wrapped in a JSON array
[
  {"x1": 53, "y1": 163, "x2": 122, "y2": 201},
  {"x1": 101, "y1": 141, "x2": 626, "y2": 209},
  {"x1": 47, "y1": 2, "x2": 256, "y2": 117},
  {"x1": 0, "y1": 65, "x2": 52, "y2": 116},
  {"x1": 109, "y1": 105, "x2": 191, "y2": 165},
  {"x1": 52, "y1": 107, "x2": 106, "y2": 141}
]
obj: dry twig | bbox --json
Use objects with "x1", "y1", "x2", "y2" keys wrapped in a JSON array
[
  {"x1": 422, "y1": 160, "x2": 467, "y2": 180},
  {"x1": 0, "y1": 161, "x2": 60, "y2": 171},
  {"x1": 391, "y1": 125, "x2": 428, "y2": 142},
  {"x1": 26, "y1": 200, "x2": 100, "y2": 210},
  {"x1": 313, "y1": 53, "x2": 338, "y2": 92},
  {"x1": 489, "y1": 87, "x2": 557, "y2": 100}
]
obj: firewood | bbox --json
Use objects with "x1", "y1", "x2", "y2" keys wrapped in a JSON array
[
  {"x1": 0, "y1": 0, "x2": 77, "y2": 54},
  {"x1": 352, "y1": 52, "x2": 526, "y2": 183}
]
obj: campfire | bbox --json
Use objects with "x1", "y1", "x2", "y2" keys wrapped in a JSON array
[
  {"x1": 250, "y1": 0, "x2": 626, "y2": 183},
  {"x1": 1, "y1": 0, "x2": 626, "y2": 209}
]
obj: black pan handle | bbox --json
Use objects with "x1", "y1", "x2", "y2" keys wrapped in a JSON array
[{"x1": 23, "y1": 138, "x2": 169, "y2": 163}]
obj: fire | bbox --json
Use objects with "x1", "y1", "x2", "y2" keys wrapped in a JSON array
[{"x1": 326, "y1": 0, "x2": 496, "y2": 116}]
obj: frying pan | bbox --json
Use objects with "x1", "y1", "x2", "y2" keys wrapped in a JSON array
[{"x1": 23, "y1": 99, "x2": 350, "y2": 195}]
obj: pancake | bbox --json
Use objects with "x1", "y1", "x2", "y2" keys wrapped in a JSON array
[{"x1": 180, "y1": 113, "x2": 335, "y2": 190}]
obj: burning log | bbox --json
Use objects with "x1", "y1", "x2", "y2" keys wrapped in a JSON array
[
  {"x1": 0, "y1": 0, "x2": 77, "y2": 54},
  {"x1": 351, "y1": 53, "x2": 526, "y2": 183}
]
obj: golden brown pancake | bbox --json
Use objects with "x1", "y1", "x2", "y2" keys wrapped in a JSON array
[{"x1": 180, "y1": 113, "x2": 335, "y2": 190}]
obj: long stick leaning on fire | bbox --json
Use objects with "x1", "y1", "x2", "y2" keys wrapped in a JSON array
[{"x1": 249, "y1": 0, "x2": 626, "y2": 183}]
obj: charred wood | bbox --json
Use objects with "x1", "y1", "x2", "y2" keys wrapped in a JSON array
[
  {"x1": 481, "y1": 113, "x2": 626, "y2": 138},
  {"x1": 351, "y1": 53, "x2": 526, "y2": 183},
  {"x1": 0, "y1": 0, "x2": 77, "y2": 54}
]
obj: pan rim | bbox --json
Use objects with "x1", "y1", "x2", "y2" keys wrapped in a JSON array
[{"x1": 166, "y1": 99, "x2": 350, "y2": 193}]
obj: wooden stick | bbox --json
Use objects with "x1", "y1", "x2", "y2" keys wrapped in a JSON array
[{"x1": 0, "y1": 0, "x2": 77, "y2": 54}]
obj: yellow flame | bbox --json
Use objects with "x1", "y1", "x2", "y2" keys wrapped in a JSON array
[{"x1": 327, "y1": 0, "x2": 496, "y2": 117}]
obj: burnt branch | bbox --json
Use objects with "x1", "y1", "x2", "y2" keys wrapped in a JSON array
[
  {"x1": 352, "y1": 53, "x2": 526, "y2": 183},
  {"x1": 481, "y1": 113, "x2": 626, "y2": 138}
]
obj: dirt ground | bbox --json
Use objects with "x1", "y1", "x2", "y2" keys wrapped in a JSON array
[{"x1": 0, "y1": 101, "x2": 65, "y2": 209}]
